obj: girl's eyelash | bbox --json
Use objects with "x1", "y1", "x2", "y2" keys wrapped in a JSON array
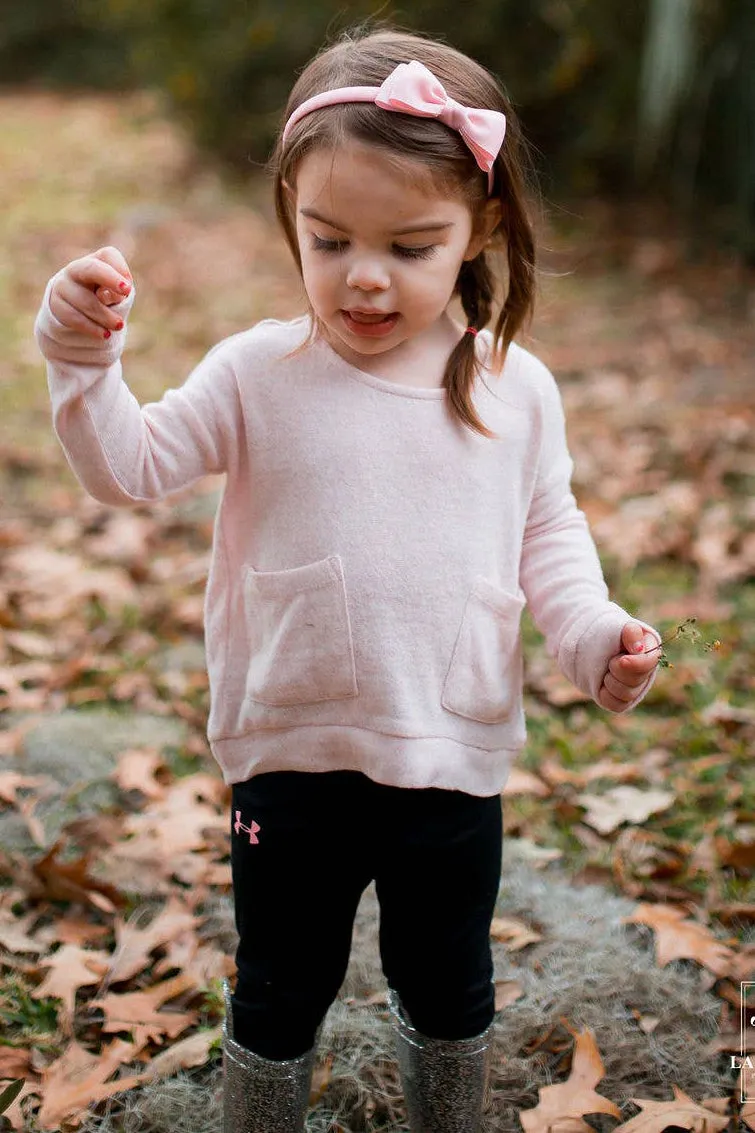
[
  {"x1": 394, "y1": 245, "x2": 437, "y2": 260},
  {"x1": 310, "y1": 235, "x2": 437, "y2": 261}
]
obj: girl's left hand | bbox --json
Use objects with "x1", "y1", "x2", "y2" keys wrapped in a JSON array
[{"x1": 598, "y1": 621, "x2": 660, "y2": 712}]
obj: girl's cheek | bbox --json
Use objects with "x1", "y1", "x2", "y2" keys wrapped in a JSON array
[{"x1": 311, "y1": 265, "x2": 339, "y2": 296}]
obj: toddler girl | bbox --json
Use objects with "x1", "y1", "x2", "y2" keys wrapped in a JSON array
[{"x1": 34, "y1": 23, "x2": 662, "y2": 1133}]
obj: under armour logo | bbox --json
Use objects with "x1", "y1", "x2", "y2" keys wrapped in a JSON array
[{"x1": 234, "y1": 810, "x2": 261, "y2": 844}]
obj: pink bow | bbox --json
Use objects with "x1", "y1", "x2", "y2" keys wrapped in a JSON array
[
  {"x1": 281, "y1": 59, "x2": 506, "y2": 195},
  {"x1": 375, "y1": 61, "x2": 506, "y2": 188}
]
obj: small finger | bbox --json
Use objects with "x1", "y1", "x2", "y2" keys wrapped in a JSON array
[
  {"x1": 92, "y1": 245, "x2": 132, "y2": 280},
  {"x1": 611, "y1": 659, "x2": 654, "y2": 688},
  {"x1": 50, "y1": 295, "x2": 112, "y2": 340},
  {"x1": 602, "y1": 672, "x2": 634, "y2": 702},
  {"x1": 66, "y1": 255, "x2": 131, "y2": 297},
  {"x1": 599, "y1": 686, "x2": 627, "y2": 713},
  {"x1": 627, "y1": 651, "x2": 657, "y2": 672},
  {"x1": 53, "y1": 278, "x2": 126, "y2": 335}
]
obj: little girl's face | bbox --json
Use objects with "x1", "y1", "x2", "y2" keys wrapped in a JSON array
[{"x1": 288, "y1": 141, "x2": 498, "y2": 370}]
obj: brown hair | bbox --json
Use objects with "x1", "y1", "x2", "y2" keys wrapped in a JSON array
[{"x1": 268, "y1": 22, "x2": 539, "y2": 439}]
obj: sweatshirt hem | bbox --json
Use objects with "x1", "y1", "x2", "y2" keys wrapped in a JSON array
[{"x1": 210, "y1": 723, "x2": 523, "y2": 797}]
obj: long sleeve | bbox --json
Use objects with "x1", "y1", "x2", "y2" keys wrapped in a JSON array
[
  {"x1": 34, "y1": 274, "x2": 242, "y2": 505},
  {"x1": 519, "y1": 363, "x2": 660, "y2": 714}
]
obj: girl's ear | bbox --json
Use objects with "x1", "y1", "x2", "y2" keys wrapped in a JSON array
[{"x1": 463, "y1": 199, "x2": 502, "y2": 261}]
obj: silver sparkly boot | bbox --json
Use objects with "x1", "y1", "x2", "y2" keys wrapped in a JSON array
[
  {"x1": 387, "y1": 988, "x2": 495, "y2": 1132},
  {"x1": 222, "y1": 978, "x2": 321, "y2": 1133}
]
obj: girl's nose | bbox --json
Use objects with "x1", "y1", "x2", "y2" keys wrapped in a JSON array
[{"x1": 346, "y1": 256, "x2": 391, "y2": 291}]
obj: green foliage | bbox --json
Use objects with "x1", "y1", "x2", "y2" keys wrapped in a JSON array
[
  {"x1": 97, "y1": 0, "x2": 385, "y2": 169},
  {"x1": 0, "y1": 0, "x2": 132, "y2": 88},
  {"x1": 0, "y1": 979, "x2": 59, "y2": 1040},
  {"x1": 638, "y1": 0, "x2": 755, "y2": 257},
  {"x1": 1, "y1": 0, "x2": 753, "y2": 252},
  {"x1": 93, "y1": 0, "x2": 650, "y2": 188},
  {"x1": 694, "y1": 0, "x2": 755, "y2": 255},
  {"x1": 0, "y1": 1080, "x2": 24, "y2": 1117}
]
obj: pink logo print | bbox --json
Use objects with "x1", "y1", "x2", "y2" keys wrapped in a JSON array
[{"x1": 234, "y1": 810, "x2": 261, "y2": 844}]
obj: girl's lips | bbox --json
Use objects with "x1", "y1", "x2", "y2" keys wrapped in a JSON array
[{"x1": 341, "y1": 310, "x2": 399, "y2": 338}]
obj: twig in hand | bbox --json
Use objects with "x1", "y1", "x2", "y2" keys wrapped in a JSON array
[{"x1": 642, "y1": 618, "x2": 723, "y2": 669}]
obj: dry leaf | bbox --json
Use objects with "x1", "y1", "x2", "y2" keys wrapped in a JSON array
[
  {"x1": 503, "y1": 768, "x2": 551, "y2": 796},
  {"x1": 310, "y1": 1053, "x2": 334, "y2": 1104},
  {"x1": 140, "y1": 1026, "x2": 221, "y2": 1079},
  {"x1": 37, "y1": 1036, "x2": 148, "y2": 1130},
  {"x1": 33, "y1": 943, "x2": 111, "y2": 1025},
  {"x1": 623, "y1": 903, "x2": 737, "y2": 975},
  {"x1": 715, "y1": 828, "x2": 755, "y2": 873},
  {"x1": 577, "y1": 786, "x2": 675, "y2": 834},
  {"x1": 519, "y1": 1024, "x2": 621, "y2": 1133},
  {"x1": 107, "y1": 896, "x2": 200, "y2": 983},
  {"x1": 0, "y1": 906, "x2": 47, "y2": 954},
  {"x1": 0, "y1": 772, "x2": 50, "y2": 805},
  {"x1": 612, "y1": 1085, "x2": 730, "y2": 1133},
  {"x1": 494, "y1": 979, "x2": 525, "y2": 1011},
  {"x1": 490, "y1": 916, "x2": 542, "y2": 951},
  {"x1": 92, "y1": 971, "x2": 199, "y2": 1043},
  {"x1": 112, "y1": 747, "x2": 168, "y2": 799},
  {"x1": 31, "y1": 841, "x2": 123, "y2": 912}
]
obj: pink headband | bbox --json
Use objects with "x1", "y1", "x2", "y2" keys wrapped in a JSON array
[{"x1": 281, "y1": 59, "x2": 506, "y2": 196}]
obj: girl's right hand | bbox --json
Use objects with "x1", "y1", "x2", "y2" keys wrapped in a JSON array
[{"x1": 48, "y1": 246, "x2": 134, "y2": 340}]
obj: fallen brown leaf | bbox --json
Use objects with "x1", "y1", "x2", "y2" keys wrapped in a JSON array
[{"x1": 519, "y1": 1024, "x2": 621, "y2": 1133}]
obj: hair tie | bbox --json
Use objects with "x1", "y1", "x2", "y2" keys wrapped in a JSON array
[
  {"x1": 464, "y1": 326, "x2": 478, "y2": 337},
  {"x1": 281, "y1": 59, "x2": 506, "y2": 197}
]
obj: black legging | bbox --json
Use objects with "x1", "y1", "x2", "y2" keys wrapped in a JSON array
[{"x1": 230, "y1": 769, "x2": 502, "y2": 1059}]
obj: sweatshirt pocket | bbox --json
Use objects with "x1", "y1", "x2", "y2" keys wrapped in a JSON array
[
  {"x1": 441, "y1": 579, "x2": 525, "y2": 724},
  {"x1": 243, "y1": 554, "x2": 359, "y2": 707}
]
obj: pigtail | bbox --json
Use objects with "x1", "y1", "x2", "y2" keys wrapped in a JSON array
[
  {"x1": 492, "y1": 186, "x2": 537, "y2": 374},
  {"x1": 443, "y1": 255, "x2": 498, "y2": 439},
  {"x1": 444, "y1": 136, "x2": 538, "y2": 441}
]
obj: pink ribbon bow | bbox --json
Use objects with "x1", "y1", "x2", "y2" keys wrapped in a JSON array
[
  {"x1": 281, "y1": 59, "x2": 506, "y2": 194},
  {"x1": 374, "y1": 60, "x2": 506, "y2": 189}
]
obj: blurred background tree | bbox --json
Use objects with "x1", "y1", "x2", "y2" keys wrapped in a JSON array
[
  {"x1": 636, "y1": 0, "x2": 755, "y2": 254},
  {"x1": 2, "y1": 0, "x2": 751, "y2": 256},
  {"x1": 0, "y1": 1, "x2": 131, "y2": 87}
]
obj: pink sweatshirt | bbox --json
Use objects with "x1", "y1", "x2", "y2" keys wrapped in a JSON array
[{"x1": 34, "y1": 278, "x2": 661, "y2": 797}]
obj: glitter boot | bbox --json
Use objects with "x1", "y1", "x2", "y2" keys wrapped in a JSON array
[
  {"x1": 221, "y1": 978, "x2": 321, "y2": 1133},
  {"x1": 387, "y1": 988, "x2": 495, "y2": 1132}
]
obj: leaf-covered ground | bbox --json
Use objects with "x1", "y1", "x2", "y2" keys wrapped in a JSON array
[{"x1": 0, "y1": 90, "x2": 754, "y2": 1131}]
